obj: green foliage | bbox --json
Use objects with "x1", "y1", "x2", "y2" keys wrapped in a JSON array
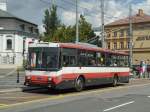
[
  {"x1": 79, "y1": 15, "x2": 95, "y2": 42},
  {"x1": 53, "y1": 25, "x2": 76, "y2": 42},
  {"x1": 42, "y1": 5, "x2": 95, "y2": 43},
  {"x1": 43, "y1": 5, "x2": 60, "y2": 41}
]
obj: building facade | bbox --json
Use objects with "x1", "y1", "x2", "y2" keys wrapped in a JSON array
[
  {"x1": 105, "y1": 9, "x2": 150, "y2": 65},
  {"x1": 0, "y1": 2, "x2": 39, "y2": 67}
]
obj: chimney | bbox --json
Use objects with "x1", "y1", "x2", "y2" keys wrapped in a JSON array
[
  {"x1": 0, "y1": 0, "x2": 7, "y2": 11},
  {"x1": 137, "y1": 9, "x2": 144, "y2": 16}
]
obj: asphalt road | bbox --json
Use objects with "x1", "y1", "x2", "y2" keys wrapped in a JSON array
[{"x1": 0, "y1": 79, "x2": 150, "y2": 112}]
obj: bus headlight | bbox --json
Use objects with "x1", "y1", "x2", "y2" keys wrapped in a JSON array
[
  {"x1": 48, "y1": 77, "x2": 52, "y2": 81},
  {"x1": 27, "y1": 76, "x2": 31, "y2": 80}
]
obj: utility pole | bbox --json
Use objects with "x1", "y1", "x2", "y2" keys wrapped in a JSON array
[
  {"x1": 75, "y1": 0, "x2": 79, "y2": 43},
  {"x1": 129, "y1": 4, "x2": 133, "y2": 68},
  {"x1": 52, "y1": 0, "x2": 55, "y2": 5},
  {"x1": 100, "y1": 0, "x2": 105, "y2": 48}
]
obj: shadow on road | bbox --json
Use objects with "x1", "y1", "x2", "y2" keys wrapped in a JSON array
[{"x1": 23, "y1": 83, "x2": 126, "y2": 96}]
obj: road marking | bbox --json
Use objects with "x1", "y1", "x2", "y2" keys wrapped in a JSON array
[
  {"x1": 103, "y1": 101, "x2": 135, "y2": 112},
  {"x1": 0, "y1": 104, "x2": 8, "y2": 107},
  {"x1": 0, "y1": 95, "x2": 64, "y2": 109},
  {"x1": 0, "y1": 96, "x2": 41, "y2": 99},
  {"x1": 147, "y1": 96, "x2": 150, "y2": 98}
]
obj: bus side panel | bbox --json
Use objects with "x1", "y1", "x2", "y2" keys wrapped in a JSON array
[{"x1": 54, "y1": 67, "x2": 129, "y2": 89}]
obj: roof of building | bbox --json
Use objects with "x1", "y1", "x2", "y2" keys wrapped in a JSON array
[
  {"x1": 105, "y1": 9, "x2": 150, "y2": 27},
  {"x1": 0, "y1": 9, "x2": 37, "y2": 26}
]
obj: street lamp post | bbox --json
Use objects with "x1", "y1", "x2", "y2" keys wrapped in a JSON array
[
  {"x1": 100, "y1": 0, "x2": 105, "y2": 48},
  {"x1": 129, "y1": 4, "x2": 133, "y2": 68}
]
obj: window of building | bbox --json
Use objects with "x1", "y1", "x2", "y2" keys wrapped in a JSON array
[
  {"x1": 126, "y1": 29, "x2": 130, "y2": 36},
  {"x1": 29, "y1": 27, "x2": 33, "y2": 33},
  {"x1": 114, "y1": 31, "x2": 117, "y2": 37},
  {"x1": 120, "y1": 42, "x2": 124, "y2": 49},
  {"x1": 35, "y1": 29, "x2": 39, "y2": 34},
  {"x1": 120, "y1": 30, "x2": 124, "y2": 37},
  {"x1": 107, "y1": 33, "x2": 110, "y2": 38},
  {"x1": 6, "y1": 39, "x2": 12, "y2": 50},
  {"x1": 107, "y1": 42, "x2": 110, "y2": 49},
  {"x1": 127, "y1": 41, "x2": 130, "y2": 48},
  {"x1": 114, "y1": 42, "x2": 117, "y2": 49},
  {"x1": 20, "y1": 24, "x2": 25, "y2": 31}
]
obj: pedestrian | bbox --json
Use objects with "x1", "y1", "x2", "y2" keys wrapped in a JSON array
[
  {"x1": 142, "y1": 61, "x2": 147, "y2": 78},
  {"x1": 139, "y1": 65, "x2": 143, "y2": 78},
  {"x1": 139, "y1": 61, "x2": 145, "y2": 78},
  {"x1": 144, "y1": 60, "x2": 148, "y2": 78}
]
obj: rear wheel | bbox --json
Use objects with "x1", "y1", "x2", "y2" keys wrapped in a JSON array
[
  {"x1": 75, "y1": 77, "x2": 84, "y2": 92},
  {"x1": 112, "y1": 76, "x2": 118, "y2": 87}
]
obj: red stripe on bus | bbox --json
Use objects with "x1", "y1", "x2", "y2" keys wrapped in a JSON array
[
  {"x1": 28, "y1": 72, "x2": 129, "y2": 85},
  {"x1": 61, "y1": 72, "x2": 129, "y2": 80}
]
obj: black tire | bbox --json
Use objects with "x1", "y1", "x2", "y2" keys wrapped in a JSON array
[
  {"x1": 112, "y1": 76, "x2": 118, "y2": 87},
  {"x1": 75, "y1": 77, "x2": 84, "y2": 92}
]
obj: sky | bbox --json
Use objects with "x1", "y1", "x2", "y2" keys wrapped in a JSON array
[{"x1": 4, "y1": 0, "x2": 150, "y2": 33}]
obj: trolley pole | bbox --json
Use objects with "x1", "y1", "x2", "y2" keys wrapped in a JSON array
[
  {"x1": 100, "y1": 0, "x2": 105, "y2": 48},
  {"x1": 129, "y1": 4, "x2": 133, "y2": 68},
  {"x1": 75, "y1": 0, "x2": 79, "y2": 43}
]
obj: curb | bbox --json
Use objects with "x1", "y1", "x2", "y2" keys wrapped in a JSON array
[{"x1": 0, "y1": 87, "x2": 42, "y2": 93}]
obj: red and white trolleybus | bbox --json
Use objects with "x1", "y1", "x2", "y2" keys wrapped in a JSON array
[{"x1": 24, "y1": 42, "x2": 130, "y2": 91}]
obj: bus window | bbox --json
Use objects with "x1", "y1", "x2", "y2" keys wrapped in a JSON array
[
  {"x1": 70, "y1": 56, "x2": 76, "y2": 65},
  {"x1": 63, "y1": 55, "x2": 69, "y2": 66},
  {"x1": 125, "y1": 55, "x2": 129, "y2": 66},
  {"x1": 61, "y1": 48, "x2": 77, "y2": 67},
  {"x1": 116, "y1": 55, "x2": 120, "y2": 66},
  {"x1": 97, "y1": 52, "x2": 105, "y2": 66},
  {"x1": 46, "y1": 54, "x2": 58, "y2": 68},
  {"x1": 87, "y1": 51, "x2": 96, "y2": 66},
  {"x1": 119, "y1": 55, "x2": 124, "y2": 67},
  {"x1": 78, "y1": 50, "x2": 87, "y2": 66},
  {"x1": 62, "y1": 55, "x2": 76, "y2": 66},
  {"x1": 106, "y1": 53, "x2": 113, "y2": 66},
  {"x1": 27, "y1": 47, "x2": 59, "y2": 70},
  {"x1": 100, "y1": 53, "x2": 105, "y2": 66}
]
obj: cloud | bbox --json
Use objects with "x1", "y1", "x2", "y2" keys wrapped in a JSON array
[
  {"x1": 5, "y1": 0, "x2": 150, "y2": 33},
  {"x1": 61, "y1": 11, "x2": 76, "y2": 26},
  {"x1": 7, "y1": 0, "x2": 48, "y2": 25}
]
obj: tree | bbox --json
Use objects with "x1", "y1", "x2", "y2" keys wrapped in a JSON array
[
  {"x1": 54, "y1": 25, "x2": 75, "y2": 42},
  {"x1": 78, "y1": 15, "x2": 95, "y2": 42},
  {"x1": 42, "y1": 7, "x2": 95, "y2": 43},
  {"x1": 43, "y1": 4, "x2": 60, "y2": 41}
]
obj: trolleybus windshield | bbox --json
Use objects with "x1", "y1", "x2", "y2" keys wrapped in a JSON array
[{"x1": 27, "y1": 47, "x2": 59, "y2": 71}]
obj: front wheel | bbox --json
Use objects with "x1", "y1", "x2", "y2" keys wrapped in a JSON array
[{"x1": 75, "y1": 77, "x2": 84, "y2": 92}]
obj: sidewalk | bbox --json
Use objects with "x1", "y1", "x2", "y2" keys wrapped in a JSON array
[
  {"x1": 0, "y1": 69, "x2": 41, "y2": 93},
  {"x1": 0, "y1": 64, "x2": 18, "y2": 69}
]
